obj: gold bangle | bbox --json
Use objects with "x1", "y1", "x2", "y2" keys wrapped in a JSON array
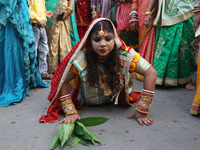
[
  {"x1": 67, "y1": 7, "x2": 73, "y2": 13},
  {"x1": 145, "y1": 11, "x2": 153, "y2": 15}
]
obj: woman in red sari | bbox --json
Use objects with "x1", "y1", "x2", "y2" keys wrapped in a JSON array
[
  {"x1": 75, "y1": 0, "x2": 91, "y2": 38},
  {"x1": 130, "y1": 0, "x2": 157, "y2": 65},
  {"x1": 39, "y1": 18, "x2": 157, "y2": 126}
]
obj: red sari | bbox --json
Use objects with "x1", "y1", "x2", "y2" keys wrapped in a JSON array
[
  {"x1": 133, "y1": 0, "x2": 157, "y2": 64},
  {"x1": 75, "y1": 0, "x2": 91, "y2": 38}
]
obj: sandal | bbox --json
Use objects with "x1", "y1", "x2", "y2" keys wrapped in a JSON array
[{"x1": 41, "y1": 73, "x2": 53, "y2": 80}]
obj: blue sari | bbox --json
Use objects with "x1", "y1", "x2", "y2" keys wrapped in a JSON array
[{"x1": 0, "y1": 0, "x2": 48, "y2": 107}]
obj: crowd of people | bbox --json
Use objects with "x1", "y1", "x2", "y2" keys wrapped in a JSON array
[{"x1": 1, "y1": 0, "x2": 200, "y2": 125}]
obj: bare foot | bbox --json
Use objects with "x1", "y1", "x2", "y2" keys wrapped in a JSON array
[{"x1": 185, "y1": 83, "x2": 195, "y2": 90}]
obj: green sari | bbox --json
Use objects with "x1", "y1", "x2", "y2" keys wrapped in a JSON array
[{"x1": 153, "y1": 0, "x2": 196, "y2": 86}]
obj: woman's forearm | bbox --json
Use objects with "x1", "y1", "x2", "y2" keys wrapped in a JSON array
[
  {"x1": 143, "y1": 66, "x2": 157, "y2": 91},
  {"x1": 68, "y1": 0, "x2": 74, "y2": 9}
]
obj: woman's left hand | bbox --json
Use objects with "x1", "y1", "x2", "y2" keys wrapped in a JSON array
[
  {"x1": 144, "y1": 14, "x2": 153, "y2": 28},
  {"x1": 128, "y1": 110, "x2": 154, "y2": 126}
]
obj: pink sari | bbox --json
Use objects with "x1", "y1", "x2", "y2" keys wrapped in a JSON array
[{"x1": 134, "y1": 0, "x2": 157, "y2": 65}]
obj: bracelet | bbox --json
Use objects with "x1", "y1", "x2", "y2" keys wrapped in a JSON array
[
  {"x1": 129, "y1": 18, "x2": 138, "y2": 23},
  {"x1": 66, "y1": 7, "x2": 73, "y2": 15},
  {"x1": 136, "y1": 90, "x2": 154, "y2": 114},
  {"x1": 145, "y1": 11, "x2": 153, "y2": 16},
  {"x1": 60, "y1": 94, "x2": 70, "y2": 99},
  {"x1": 130, "y1": 13, "x2": 138, "y2": 20},
  {"x1": 60, "y1": 96, "x2": 77, "y2": 115},
  {"x1": 67, "y1": 7, "x2": 73, "y2": 13},
  {"x1": 129, "y1": 10, "x2": 138, "y2": 16},
  {"x1": 143, "y1": 89, "x2": 154, "y2": 94}
]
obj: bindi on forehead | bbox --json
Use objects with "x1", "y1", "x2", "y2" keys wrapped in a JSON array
[{"x1": 98, "y1": 23, "x2": 104, "y2": 36}]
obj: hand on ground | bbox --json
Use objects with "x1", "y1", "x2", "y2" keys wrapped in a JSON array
[
  {"x1": 59, "y1": 114, "x2": 81, "y2": 124},
  {"x1": 128, "y1": 110, "x2": 154, "y2": 126}
]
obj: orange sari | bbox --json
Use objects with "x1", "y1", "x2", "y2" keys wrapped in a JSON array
[{"x1": 191, "y1": 46, "x2": 200, "y2": 115}]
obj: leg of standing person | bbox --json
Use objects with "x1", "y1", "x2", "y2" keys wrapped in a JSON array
[
  {"x1": 38, "y1": 27, "x2": 52, "y2": 79},
  {"x1": 32, "y1": 25, "x2": 40, "y2": 56}
]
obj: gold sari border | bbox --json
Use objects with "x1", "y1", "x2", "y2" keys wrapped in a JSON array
[{"x1": 154, "y1": 11, "x2": 194, "y2": 27}]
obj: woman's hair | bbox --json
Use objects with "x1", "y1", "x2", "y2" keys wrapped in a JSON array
[{"x1": 85, "y1": 20, "x2": 120, "y2": 91}]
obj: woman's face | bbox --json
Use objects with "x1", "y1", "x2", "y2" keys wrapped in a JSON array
[{"x1": 91, "y1": 29, "x2": 115, "y2": 59}]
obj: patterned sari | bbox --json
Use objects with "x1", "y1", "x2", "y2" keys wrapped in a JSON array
[
  {"x1": 153, "y1": 0, "x2": 196, "y2": 86},
  {"x1": 0, "y1": 0, "x2": 48, "y2": 107},
  {"x1": 45, "y1": 0, "x2": 78, "y2": 73}
]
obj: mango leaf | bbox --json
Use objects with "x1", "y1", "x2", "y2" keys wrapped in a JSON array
[
  {"x1": 74, "y1": 124, "x2": 84, "y2": 136},
  {"x1": 79, "y1": 139, "x2": 90, "y2": 147},
  {"x1": 74, "y1": 124, "x2": 92, "y2": 141},
  {"x1": 57, "y1": 124, "x2": 64, "y2": 142},
  {"x1": 76, "y1": 122, "x2": 100, "y2": 143},
  {"x1": 77, "y1": 117, "x2": 109, "y2": 127},
  {"x1": 87, "y1": 128, "x2": 100, "y2": 143},
  {"x1": 72, "y1": 132, "x2": 90, "y2": 147},
  {"x1": 82, "y1": 131, "x2": 92, "y2": 141},
  {"x1": 71, "y1": 136, "x2": 81, "y2": 147},
  {"x1": 57, "y1": 123, "x2": 74, "y2": 148},
  {"x1": 49, "y1": 133, "x2": 60, "y2": 150}
]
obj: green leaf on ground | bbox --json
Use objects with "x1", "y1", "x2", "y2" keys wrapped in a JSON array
[
  {"x1": 76, "y1": 121, "x2": 100, "y2": 143},
  {"x1": 71, "y1": 136, "x2": 81, "y2": 147},
  {"x1": 49, "y1": 133, "x2": 60, "y2": 150},
  {"x1": 57, "y1": 123, "x2": 74, "y2": 148},
  {"x1": 77, "y1": 117, "x2": 109, "y2": 127},
  {"x1": 79, "y1": 138, "x2": 90, "y2": 147},
  {"x1": 74, "y1": 124, "x2": 84, "y2": 136}
]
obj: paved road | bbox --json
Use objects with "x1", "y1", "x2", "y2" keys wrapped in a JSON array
[{"x1": 0, "y1": 73, "x2": 200, "y2": 150}]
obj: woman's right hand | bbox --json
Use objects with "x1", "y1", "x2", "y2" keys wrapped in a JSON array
[
  {"x1": 130, "y1": 21, "x2": 138, "y2": 33},
  {"x1": 59, "y1": 114, "x2": 81, "y2": 124},
  {"x1": 144, "y1": 14, "x2": 153, "y2": 28}
]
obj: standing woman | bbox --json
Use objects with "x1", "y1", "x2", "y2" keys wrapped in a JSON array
[
  {"x1": 45, "y1": 0, "x2": 74, "y2": 74},
  {"x1": 39, "y1": 18, "x2": 157, "y2": 126},
  {"x1": 115, "y1": 0, "x2": 139, "y2": 51},
  {"x1": 0, "y1": 0, "x2": 48, "y2": 107},
  {"x1": 145, "y1": 0, "x2": 196, "y2": 90},
  {"x1": 90, "y1": 0, "x2": 116, "y2": 20},
  {"x1": 75, "y1": 0, "x2": 91, "y2": 39},
  {"x1": 130, "y1": 0, "x2": 157, "y2": 65}
]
